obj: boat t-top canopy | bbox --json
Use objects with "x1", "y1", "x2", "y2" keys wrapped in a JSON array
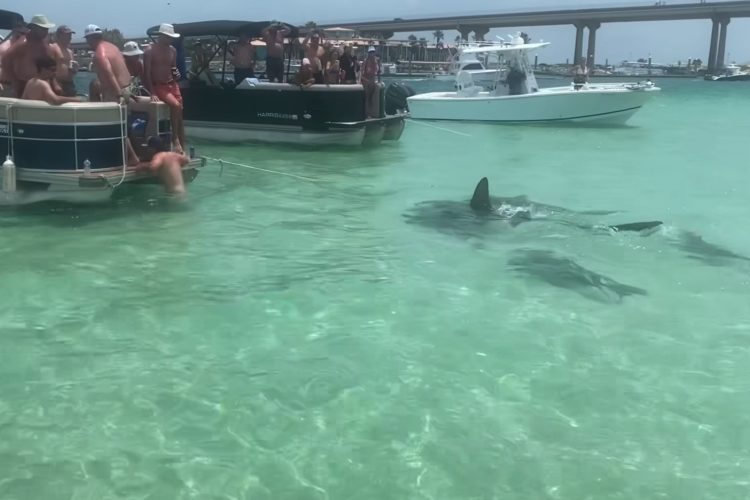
[
  {"x1": 460, "y1": 42, "x2": 550, "y2": 55},
  {"x1": 0, "y1": 9, "x2": 24, "y2": 30},
  {"x1": 146, "y1": 20, "x2": 299, "y2": 39}
]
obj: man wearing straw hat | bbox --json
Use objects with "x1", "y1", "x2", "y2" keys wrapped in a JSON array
[
  {"x1": 144, "y1": 23, "x2": 186, "y2": 154},
  {"x1": 1, "y1": 15, "x2": 61, "y2": 98}
]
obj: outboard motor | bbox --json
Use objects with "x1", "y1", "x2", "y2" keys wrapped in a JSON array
[{"x1": 385, "y1": 82, "x2": 416, "y2": 115}]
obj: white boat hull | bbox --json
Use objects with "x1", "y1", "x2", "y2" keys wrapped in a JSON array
[{"x1": 407, "y1": 84, "x2": 659, "y2": 125}]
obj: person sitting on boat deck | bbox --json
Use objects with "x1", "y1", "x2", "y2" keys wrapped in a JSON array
[
  {"x1": 22, "y1": 55, "x2": 81, "y2": 104},
  {"x1": 0, "y1": 21, "x2": 28, "y2": 97},
  {"x1": 136, "y1": 135, "x2": 188, "y2": 198},
  {"x1": 303, "y1": 31, "x2": 325, "y2": 84},
  {"x1": 262, "y1": 23, "x2": 289, "y2": 83},
  {"x1": 85, "y1": 24, "x2": 140, "y2": 165},
  {"x1": 1, "y1": 15, "x2": 63, "y2": 99},
  {"x1": 339, "y1": 45, "x2": 358, "y2": 84},
  {"x1": 294, "y1": 58, "x2": 315, "y2": 87},
  {"x1": 361, "y1": 46, "x2": 381, "y2": 119},
  {"x1": 326, "y1": 49, "x2": 342, "y2": 85},
  {"x1": 572, "y1": 57, "x2": 588, "y2": 90},
  {"x1": 231, "y1": 33, "x2": 255, "y2": 83},
  {"x1": 143, "y1": 23, "x2": 186, "y2": 155},
  {"x1": 50, "y1": 25, "x2": 78, "y2": 97},
  {"x1": 506, "y1": 62, "x2": 527, "y2": 96}
]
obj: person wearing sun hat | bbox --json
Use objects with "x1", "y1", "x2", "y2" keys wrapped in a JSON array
[
  {"x1": 121, "y1": 41, "x2": 145, "y2": 80},
  {"x1": 51, "y1": 25, "x2": 78, "y2": 96},
  {"x1": 1, "y1": 15, "x2": 62, "y2": 98},
  {"x1": 144, "y1": 23, "x2": 186, "y2": 154}
]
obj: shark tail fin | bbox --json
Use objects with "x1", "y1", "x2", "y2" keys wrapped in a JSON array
[{"x1": 470, "y1": 177, "x2": 492, "y2": 212}]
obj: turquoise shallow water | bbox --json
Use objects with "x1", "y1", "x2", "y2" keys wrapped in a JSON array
[{"x1": 1, "y1": 78, "x2": 750, "y2": 499}]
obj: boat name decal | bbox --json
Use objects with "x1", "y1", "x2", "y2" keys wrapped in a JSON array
[{"x1": 257, "y1": 112, "x2": 298, "y2": 120}]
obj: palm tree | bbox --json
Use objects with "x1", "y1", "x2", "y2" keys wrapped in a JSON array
[
  {"x1": 432, "y1": 30, "x2": 444, "y2": 47},
  {"x1": 305, "y1": 21, "x2": 318, "y2": 34}
]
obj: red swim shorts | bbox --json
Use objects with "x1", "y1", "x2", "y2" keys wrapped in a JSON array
[{"x1": 154, "y1": 81, "x2": 183, "y2": 108}]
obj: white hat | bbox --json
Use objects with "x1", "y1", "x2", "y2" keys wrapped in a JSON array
[
  {"x1": 367, "y1": 46, "x2": 376, "y2": 52},
  {"x1": 29, "y1": 14, "x2": 55, "y2": 30},
  {"x1": 156, "y1": 23, "x2": 180, "y2": 38},
  {"x1": 84, "y1": 24, "x2": 103, "y2": 38},
  {"x1": 122, "y1": 41, "x2": 144, "y2": 56},
  {"x1": 302, "y1": 58, "x2": 311, "y2": 65}
]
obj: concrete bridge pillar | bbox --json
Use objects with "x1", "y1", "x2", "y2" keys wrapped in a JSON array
[
  {"x1": 707, "y1": 17, "x2": 720, "y2": 73},
  {"x1": 472, "y1": 26, "x2": 490, "y2": 41},
  {"x1": 716, "y1": 17, "x2": 730, "y2": 70},
  {"x1": 586, "y1": 22, "x2": 600, "y2": 68},
  {"x1": 457, "y1": 26, "x2": 472, "y2": 41},
  {"x1": 573, "y1": 22, "x2": 585, "y2": 64}
]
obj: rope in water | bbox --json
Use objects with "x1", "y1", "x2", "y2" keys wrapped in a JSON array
[
  {"x1": 408, "y1": 119, "x2": 472, "y2": 137},
  {"x1": 203, "y1": 156, "x2": 319, "y2": 183}
]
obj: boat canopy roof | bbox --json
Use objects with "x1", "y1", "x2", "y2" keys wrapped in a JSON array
[
  {"x1": 461, "y1": 42, "x2": 550, "y2": 55},
  {"x1": 0, "y1": 9, "x2": 24, "y2": 30},
  {"x1": 146, "y1": 20, "x2": 299, "y2": 39}
]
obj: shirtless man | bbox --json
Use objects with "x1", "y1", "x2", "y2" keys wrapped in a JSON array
[
  {"x1": 136, "y1": 136, "x2": 188, "y2": 198},
  {"x1": 22, "y1": 55, "x2": 81, "y2": 104},
  {"x1": 262, "y1": 23, "x2": 289, "y2": 82},
  {"x1": 84, "y1": 24, "x2": 140, "y2": 165},
  {"x1": 231, "y1": 34, "x2": 255, "y2": 82},
  {"x1": 143, "y1": 23, "x2": 185, "y2": 154},
  {"x1": 0, "y1": 23, "x2": 28, "y2": 97},
  {"x1": 1, "y1": 15, "x2": 61, "y2": 98},
  {"x1": 361, "y1": 46, "x2": 381, "y2": 118},
  {"x1": 50, "y1": 25, "x2": 77, "y2": 97},
  {"x1": 121, "y1": 41, "x2": 144, "y2": 80},
  {"x1": 303, "y1": 31, "x2": 325, "y2": 84}
]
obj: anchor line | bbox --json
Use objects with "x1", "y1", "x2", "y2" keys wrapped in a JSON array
[{"x1": 203, "y1": 156, "x2": 319, "y2": 182}]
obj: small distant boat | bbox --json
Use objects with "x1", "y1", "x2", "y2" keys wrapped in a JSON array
[
  {"x1": 407, "y1": 35, "x2": 661, "y2": 126},
  {"x1": 706, "y1": 63, "x2": 750, "y2": 82}
]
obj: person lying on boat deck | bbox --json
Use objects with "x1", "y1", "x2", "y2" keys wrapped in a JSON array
[
  {"x1": 572, "y1": 57, "x2": 588, "y2": 90},
  {"x1": 1, "y1": 15, "x2": 63, "y2": 99},
  {"x1": 231, "y1": 34, "x2": 255, "y2": 82},
  {"x1": 85, "y1": 24, "x2": 141, "y2": 166},
  {"x1": 303, "y1": 31, "x2": 325, "y2": 84},
  {"x1": 51, "y1": 25, "x2": 78, "y2": 97},
  {"x1": 361, "y1": 46, "x2": 381, "y2": 119},
  {"x1": 294, "y1": 58, "x2": 315, "y2": 87},
  {"x1": 0, "y1": 22, "x2": 28, "y2": 97},
  {"x1": 339, "y1": 45, "x2": 358, "y2": 84},
  {"x1": 22, "y1": 55, "x2": 81, "y2": 104},
  {"x1": 136, "y1": 136, "x2": 187, "y2": 198},
  {"x1": 262, "y1": 23, "x2": 289, "y2": 83},
  {"x1": 144, "y1": 23, "x2": 186, "y2": 155},
  {"x1": 506, "y1": 63, "x2": 527, "y2": 95}
]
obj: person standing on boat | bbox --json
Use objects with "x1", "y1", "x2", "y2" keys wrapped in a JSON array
[
  {"x1": 572, "y1": 57, "x2": 588, "y2": 90},
  {"x1": 303, "y1": 31, "x2": 325, "y2": 84},
  {"x1": 262, "y1": 23, "x2": 289, "y2": 83},
  {"x1": 0, "y1": 22, "x2": 28, "y2": 97},
  {"x1": 1, "y1": 15, "x2": 62, "y2": 98},
  {"x1": 22, "y1": 55, "x2": 81, "y2": 104},
  {"x1": 361, "y1": 46, "x2": 381, "y2": 118},
  {"x1": 339, "y1": 45, "x2": 358, "y2": 84},
  {"x1": 85, "y1": 24, "x2": 140, "y2": 165},
  {"x1": 50, "y1": 25, "x2": 78, "y2": 97},
  {"x1": 143, "y1": 23, "x2": 186, "y2": 155},
  {"x1": 231, "y1": 34, "x2": 255, "y2": 83}
]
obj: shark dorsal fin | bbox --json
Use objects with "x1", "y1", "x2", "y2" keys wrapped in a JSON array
[{"x1": 470, "y1": 177, "x2": 492, "y2": 212}]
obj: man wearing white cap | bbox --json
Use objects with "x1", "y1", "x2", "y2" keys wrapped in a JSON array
[
  {"x1": 144, "y1": 23, "x2": 185, "y2": 154},
  {"x1": 361, "y1": 45, "x2": 381, "y2": 118},
  {"x1": 121, "y1": 41, "x2": 144, "y2": 82},
  {"x1": 85, "y1": 24, "x2": 141, "y2": 165},
  {"x1": 1, "y1": 15, "x2": 61, "y2": 98}
]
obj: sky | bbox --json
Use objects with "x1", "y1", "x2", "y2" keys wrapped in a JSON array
[{"x1": 4, "y1": 0, "x2": 750, "y2": 64}]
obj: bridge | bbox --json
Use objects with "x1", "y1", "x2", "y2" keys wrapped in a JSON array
[{"x1": 317, "y1": 1, "x2": 750, "y2": 73}]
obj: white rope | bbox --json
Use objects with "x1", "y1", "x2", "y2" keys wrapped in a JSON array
[
  {"x1": 407, "y1": 119, "x2": 472, "y2": 137},
  {"x1": 203, "y1": 156, "x2": 319, "y2": 182},
  {"x1": 108, "y1": 101, "x2": 129, "y2": 188}
]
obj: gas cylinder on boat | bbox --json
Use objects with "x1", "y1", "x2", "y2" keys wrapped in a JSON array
[{"x1": 2, "y1": 155, "x2": 16, "y2": 193}]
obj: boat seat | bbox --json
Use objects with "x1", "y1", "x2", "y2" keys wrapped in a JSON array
[{"x1": 456, "y1": 71, "x2": 480, "y2": 97}]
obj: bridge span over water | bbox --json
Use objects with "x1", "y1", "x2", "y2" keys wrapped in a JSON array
[{"x1": 318, "y1": 1, "x2": 750, "y2": 73}]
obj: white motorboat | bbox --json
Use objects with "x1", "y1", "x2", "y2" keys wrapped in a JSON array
[
  {"x1": 407, "y1": 35, "x2": 661, "y2": 125},
  {"x1": 433, "y1": 42, "x2": 505, "y2": 88},
  {"x1": 706, "y1": 63, "x2": 750, "y2": 82}
]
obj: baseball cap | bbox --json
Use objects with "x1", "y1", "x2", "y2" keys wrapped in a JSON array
[
  {"x1": 84, "y1": 24, "x2": 103, "y2": 38},
  {"x1": 56, "y1": 25, "x2": 75, "y2": 34}
]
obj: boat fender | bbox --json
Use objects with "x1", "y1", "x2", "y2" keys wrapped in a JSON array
[{"x1": 2, "y1": 155, "x2": 16, "y2": 193}]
